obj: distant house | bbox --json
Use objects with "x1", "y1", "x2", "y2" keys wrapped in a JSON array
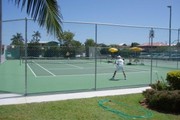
[
  {"x1": 28, "y1": 41, "x2": 59, "y2": 48},
  {"x1": 138, "y1": 42, "x2": 168, "y2": 51}
]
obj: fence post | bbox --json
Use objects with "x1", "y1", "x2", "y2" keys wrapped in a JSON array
[
  {"x1": 0, "y1": 0, "x2": 2, "y2": 64},
  {"x1": 24, "y1": 18, "x2": 28, "y2": 96},
  {"x1": 177, "y1": 29, "x2": 180, "y2": 69},
  {"x1": 94, "y1": 24, "x2": 97, "y2": 90},
  {"x1": 149, "y1": 28, "x2": 154, "y2": 84}
]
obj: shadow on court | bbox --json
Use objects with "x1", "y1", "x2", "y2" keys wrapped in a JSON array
[{"x1": 109, "y1": 78, "x2": 126, "y2": 81}]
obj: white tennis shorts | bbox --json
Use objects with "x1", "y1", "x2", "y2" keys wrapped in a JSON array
[{"x1": 116, "y1": 65, "x2": 124, "y2": 71}]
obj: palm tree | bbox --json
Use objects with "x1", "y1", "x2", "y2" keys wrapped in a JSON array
[
  {"x1": 6, "y1": 0, "x2": 63, "y2": 37},
  {"x1": 21, "y1": 0, "x2": 62, "y2": 37},
  {"x1": 1, "y1": 0, "x2": 63, "y2": 63},
  {"x1": 31, "y1": 31, "x2": 41, "y2": 43},
  {"x1": 10, "y1": 33, "x2": 24, "y2": 58},
  {"x1": 10, "y1": 33, "x2": 24, "y2": 46}
]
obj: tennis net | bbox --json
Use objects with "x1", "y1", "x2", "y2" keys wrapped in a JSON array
[{"x1": 21, "y1": 57, "x2": 103, "y2": 64}]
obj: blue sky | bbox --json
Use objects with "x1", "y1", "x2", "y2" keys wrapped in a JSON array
[
  {"x1": 61, "y1": 0, "x2": 176, "y2": 28},
  {"x1": 2, "y1": 0, "x2": 180, "y2": 45}
]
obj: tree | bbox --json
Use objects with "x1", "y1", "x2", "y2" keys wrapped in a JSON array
[
  {"x1": 71, "y1": 40, "x2": 84, "y2": 56},
  {"x1": 131, "y1": 42, "x2": 140, "y2": 47},
  {"x1": 176, "y1": 42, "x2": 180, "y2": 47},
  {"x1": 27, "y1": 43, "x2": 41, "y2": 57},
  {"x1": 84, "y1": 39, "x2": 96, "y2": 47},
  {"x1": 58, "y1": 31, "x2": 83, "y2": 57},
  {"x1": 44, "y1": 41, "x2": 59, "y2": 57},
  {"x1": 122, "y1": 43, "x2": 127, "y2": 46},
  {"x1": 27, "y1": 31, "x2": 42, "y2": 57},
  {"x1": 58, "y1": 31, "x2": 75, "y2": 47},
  {"x1": 10, "y1": 33, "x2": 24, "y2": 46},
  {"x1": 84, "y1": 39, "x2": 96, "y2": 57},
  {"x1": 10, "y1": 33, "x2": 24, "y2": 58},
  {"x1": 97, "y1": 43, "x2": 107, "y2": 47},
  {"x1": 31, "y1": 31, "x2": 41, "y2": 43},
  {"x1": 0, "y1": 0, "x2": 63, "y2": 61},
  {"x1": 10, "y1": 0, "x2": 63, "y2": 37},
  {"x1": 71, "y1": 40, "x2": 82, "y2": 47}
]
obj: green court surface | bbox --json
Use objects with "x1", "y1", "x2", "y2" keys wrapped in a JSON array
[{"x1": 0, "y1": 59, "x2": 179, "y2": 95}]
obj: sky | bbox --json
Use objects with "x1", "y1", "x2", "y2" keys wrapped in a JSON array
[{"x1": 2, "y1": 0, "x2": 180, "y2": 45}]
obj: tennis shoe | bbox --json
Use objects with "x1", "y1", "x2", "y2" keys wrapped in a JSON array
[{"x1": 110, "y1": 77, "x2": 114, "y2": 80}]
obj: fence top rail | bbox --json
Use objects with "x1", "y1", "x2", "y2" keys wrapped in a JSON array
[
  {"x1": 1, "y1": 18, "x2": 179, "y2": 31},
  {"x1": 2, "y1": 18, "x2": 26, "y2": 22},
  {"x1": 63, "y1": 20, "x2": 179, "y2": 31}
]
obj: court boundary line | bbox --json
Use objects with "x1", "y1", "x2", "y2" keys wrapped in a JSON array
[
  {"x1": 32, "y1": 61, "x2": 56, "y2": 76},
  {"x1": 65, "y1": 63, "x2": 84, "y2": 69},
  {"x1": 33, "y1": 70, "x2": 151, "y2": 78},
  {"x1": 27, "y1": 62, "x2": 152, "y2": 78},
  {"x1": 47, "y1": 66, "x2": 150, "y2": 71},
  {"x1": 27, "y1": 64, "x2": 37, "y2": 77}
]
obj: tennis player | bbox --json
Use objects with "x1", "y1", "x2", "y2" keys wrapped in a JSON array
[{"x1": 111, "y1": 55, "x2": 126, "y2": 80}]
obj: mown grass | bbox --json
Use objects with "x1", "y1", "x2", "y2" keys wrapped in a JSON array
[{"x1": 0, "y1": 93, "x2": 179, "y2": 120}]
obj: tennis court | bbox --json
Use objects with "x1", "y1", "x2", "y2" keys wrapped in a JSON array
[
  {"x1": 0, "y1": 19, "x2": 180, "y2": 96},
  {"x1": 26, "y1": 58, "x2": 150, "y2": 76},
  {"x1": 0, "y1": 57, "x2": 177, "y2": 95}
]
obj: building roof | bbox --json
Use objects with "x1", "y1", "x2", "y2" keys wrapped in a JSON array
[{"x1": 139, "y1": 42, "x2": 168, "y2": 47}]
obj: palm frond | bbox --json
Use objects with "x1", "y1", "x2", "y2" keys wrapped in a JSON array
[{"x1": 11, "y1": 0, "x2": 63, "y2": 38}]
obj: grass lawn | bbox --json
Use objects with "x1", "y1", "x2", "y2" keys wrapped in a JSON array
[{"x1": 0, "y1": 93, "x2": 179, "y2": 120}]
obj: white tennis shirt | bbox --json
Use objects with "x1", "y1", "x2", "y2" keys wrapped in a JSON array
[{"x1": 115, "y1": 58, "x2": 124, "y2": 66}]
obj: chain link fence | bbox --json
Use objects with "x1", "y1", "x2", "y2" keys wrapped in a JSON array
[{"x1": 0, "y1": 18, "x2": 179, "y2": 96}]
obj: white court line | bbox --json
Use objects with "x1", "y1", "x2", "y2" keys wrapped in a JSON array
[
  {"x1": 35, "y1": 70, "x2": 150, "y2": 78},
  {"x1": 65, "y1": 64, "x2": 84, "y2": 69},
  {"x1": 49, "y1": 68, "x2": 83, "y2": 70},
  {"x1": 32, "y1": 61, "x2": 56, "y2": 76},
  {"x1": 33, "y1": 73, "x2": 112, "y2": 77},
  {"x1": 48, "y1": 66, "x2": 113, "y2": 70},
  {"x1": 27, "y1": 64, "x2": 37, "y2": 77}
]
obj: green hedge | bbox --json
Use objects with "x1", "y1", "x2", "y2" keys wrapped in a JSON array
[
  {"x1": 166, "y1": 70, "x2": 180, "y2": 90},
  {"x1": 143, "y1": 70, "x2": 180, "y2": 113},
  {"x1": 143, "y1": 89, "x2": 180, "y2": 113}
]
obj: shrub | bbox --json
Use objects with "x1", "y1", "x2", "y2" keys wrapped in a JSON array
[
  {"x1": 150, "y1": 73, "x2": 170, "y2": 91},
  {"x1": 133, "y1": 58, "x2": 139, "y2": 64},
  {"x1": 142, "y1": 89, "x2": 156, "y2": 103},
  {"x1": 150, "y1": 80, "x2": 169, "y2": 91},
  {"x1": 126, "y1": 62, "x2": 132, "y2": 65},
  {"x1": 166, "y1": 70, "x2": 180, "y2": 90},
  {"x1": 143, "y1": 89, "x2": 180, "y2": 113},
  {"x1": 142, "y1": 71, "x2": 180, "y2": 113}
]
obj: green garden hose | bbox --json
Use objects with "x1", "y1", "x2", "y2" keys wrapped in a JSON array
[{"x1": 98, "y1": 99, "x2": 153, "y2": 119}]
